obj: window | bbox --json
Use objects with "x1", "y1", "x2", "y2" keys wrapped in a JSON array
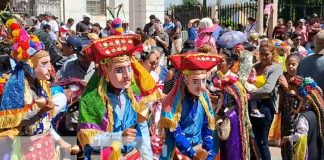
[{"x1": 87, "y1": 0, "x2": 106, "y2": 16}]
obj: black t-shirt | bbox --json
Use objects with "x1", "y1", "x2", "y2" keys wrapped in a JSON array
[{"x1": 143, "y1": 23, "x2": 154, "y2": 35}]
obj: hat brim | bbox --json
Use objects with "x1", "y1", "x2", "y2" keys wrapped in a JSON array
[{"x1": 199, "y1": 24, "x2": 218, "y2": 34}]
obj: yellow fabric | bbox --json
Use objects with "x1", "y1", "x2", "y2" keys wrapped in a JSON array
[
  {"x1": 268, "y1": 113, "x2": 281, "y2": 146},
  {"x1": 293, "y1": 135, "x2": 307, "y2": 160},
  {"x1": 255, "y1": 75, "x2": 267, "y2": 88},
  {"x1": 130, "y1": 56, "x2": 157, "y2": 95},
  {"x1": 77, "y1": 129, "x2": 103, "y2": 149},
  {"x1": 110, "y1": 141, "x2": 122, "y2": 160}
]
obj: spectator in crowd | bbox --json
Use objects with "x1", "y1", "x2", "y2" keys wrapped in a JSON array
[
  {"x1": 187, "y1": 18, "x2": 199, "y2": 42},
  {"x1": 273, "y1": 18, "x2": 286, "y2": 40},
  {"x1": 264, "y1": 0, "x2": 273, "y2": 33},
  {"x1": 195, "y1": 18, "x2": 217, "y2": 53},
  {"x1": 297, "y1": 30, "x2": 324, "y2": 93},
  {"x1": 290, "y1": 32, "x2": 307, "y2": 57},
  {"x1": 91, "y1": 23, "x2": 102, "y2": 38},
  {"x1": 43, "y1": 24, "x2": 57, "y2": 41},
  {"x1": 122, "y1": 22, "x2": 135, "y2": 35},
  {"x1": 101, "y1": 19, "x2": 112, "y2": 37},
  {"x1": 285, "y1": 20, "x2": 295, "y2": 38},
  {"x1": 76, "y1": 13, "x2": 92, "y2": 33},
  {"x1": 171, "y1": 16, "x2": 182, "y2": 54},
  {"x1": 306, "y1": 15, "x2": 322, "y2": 50},
  {"x1": 212, "y1": 18, "x2": 222, "y2": 41},
  {"x1": 244, "y1": 17, "x2": 257, "y2": 35},
  {"x1": 236, "y1": 23, "x2": 244, "y2": 32},
  {"x1": 163, "y1": 14, "x2": 174, "y2": 35},
  {"x1": 41, "y1": 11, "x2": 59, "y2": 37},
  {"x1": 250, "y1": 40, "x2": 283, "y2": 160},
  {"x1": 143, "y1": 14, "x2": 156, "y2": 35},
  {"x1": 152, "y1": 22, "x2": 169, "y2": 55},
  {"x1": 58, "y1": 35, "x2": 94, "y2": 81},
  {"x1": 59, "y1": 18, "x2": 74, "y2": 38},
  {"x1": 295, "y1": 19, "x2": 308, "y2": 45}
]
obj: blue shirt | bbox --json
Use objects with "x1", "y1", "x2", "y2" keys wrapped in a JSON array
[
  {"x1": 187, "y1": 27, "x2": 198, "y2": 42},
  {"x1": 163, "y1": 22, "x2": 175, "y2": 31},
  {"x1": 212, "y1": 26, "x2": 222, "y2": 41},
  {"x1": 161, "y1": 92, "x2": 215, "y2": 160},
  {"x1": 90, "y1": 89, "x2": 153, "y2": 159}
]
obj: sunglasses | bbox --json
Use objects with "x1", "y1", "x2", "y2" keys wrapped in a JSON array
[{"x1": 295, "y1": 39, "x2": 302, "y2": 41}]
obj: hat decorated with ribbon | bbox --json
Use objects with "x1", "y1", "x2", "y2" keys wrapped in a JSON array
[
  {"x1": 78, "y1": 35, "x2": 162, "y2": 148},
  {"x1": 5, "y1": 18, "x2": 44, "y2": 63},
  {"x1": 170, "y1": 52, "x2": 223, "y2": 72},
  {"x1": 0, "y1": 17, "x2": 49, "y2": 133},
  {"x1": 159, "y1": 52, "x2": 222, "y2": 131},
  {"x1": 82, "y1": 34, "x2": 142, "y2": 64}
]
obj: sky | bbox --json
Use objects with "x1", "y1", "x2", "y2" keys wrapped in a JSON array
[{"x1": 165, "y1": 0, "x2": 251, "y2": 7}]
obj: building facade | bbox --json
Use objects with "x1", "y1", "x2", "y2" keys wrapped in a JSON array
[{"x1": 11, "y1": 0, "x2": 165, "y2": 32}]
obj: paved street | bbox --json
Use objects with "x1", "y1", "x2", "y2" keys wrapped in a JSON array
[{"x1": 270, "y1": 147, "x2": 282, "y2": 160}]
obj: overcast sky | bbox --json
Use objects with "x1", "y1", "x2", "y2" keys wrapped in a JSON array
[{"x1": 165, "y1": 0, "x2": 251, "y2": 7}]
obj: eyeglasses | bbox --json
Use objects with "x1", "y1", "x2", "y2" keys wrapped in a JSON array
[{"x1": 295, "y1": 39, "x2": 302, "y2": 41}]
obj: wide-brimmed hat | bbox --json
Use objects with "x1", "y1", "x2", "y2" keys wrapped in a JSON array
[
  {"x1": 198, "y1": 18, "x2": 218, "y2": 34},
  {"x1": 314, "y1": 30, "x2": 324, "y2": 54}
]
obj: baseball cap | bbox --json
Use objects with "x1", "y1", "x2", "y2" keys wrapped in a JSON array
[
  {"x1": 44, "y1": 11, "x2": 53, "y2": 16},
  {"x1": 66, "y1": 35, "x2": 82, "y2": 51},
  {"x1": 299, "y1": 19, "x2": 306, "y2": 23}
]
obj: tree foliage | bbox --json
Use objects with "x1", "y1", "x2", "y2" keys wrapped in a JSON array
[{"x1": 182, "y1": 0, "x2": 201, "y2": 8}]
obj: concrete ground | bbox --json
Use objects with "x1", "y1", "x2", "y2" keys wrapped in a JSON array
[{"x1": 270, "y1": 147, "x2": 282, "y2": 160}]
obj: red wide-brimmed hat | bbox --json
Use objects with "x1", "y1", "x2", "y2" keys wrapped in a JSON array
[
  {"x1": 170, "y1": 52, "x2": 223, "y2": 71},
  {"x1": 82, "y1": 34, "x2": 143, "y2": 64}
]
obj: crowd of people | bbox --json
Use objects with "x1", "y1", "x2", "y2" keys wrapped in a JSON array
[{"x1": 0, "y1": 7, "x2": 324, "y2": 160}]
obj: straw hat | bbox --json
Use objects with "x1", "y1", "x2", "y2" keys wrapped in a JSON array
[{"x1": 198, "y1": 18, "x2": 218, "y2": 34}]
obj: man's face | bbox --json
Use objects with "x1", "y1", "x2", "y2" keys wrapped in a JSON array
[
  {"x1": 68, "y1": 21, "x2": 74, "y2": 26},
  {"x1": 44, "y1": 15, "x2": 50, "y2": 21},
  {"x1": 150, "y1": 18, "x2": 155, "y2": 24},
  {"x1": 106, "y1": 59, "x2": 133, "y2": 89},
  {"x1": 106, "y1": 21, "x2": 112, "y2": 29},
  {"x1": 185, "y1": 71, "x2": 207, "y2": 97},
  {"x1": 77, "y1": 54, "x2": 91, "y2": 69},
  {"x1": 84, "y1": 17, "x2": 90, "y2": 23},
  {"x1": 34, "y1": 55, "x2": 52, "y2": 80},
  {"x1": 154, "y1": 23, "x2": 162, "y2": 32}
]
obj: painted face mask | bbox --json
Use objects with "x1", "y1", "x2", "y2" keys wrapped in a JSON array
[
  {"x1": 105, "y1": 56, "x2": 133, "y2": 89},
  {"x1": 185, "y1": 71, "x2": 207, "y2": 97},
  {"x1": 33, "y1": 55, "x2": 52, "y2": 81}
]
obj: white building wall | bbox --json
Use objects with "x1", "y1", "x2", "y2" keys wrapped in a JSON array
[{"x1": 62, "y1": 0, "x2": 165, "y2": 32}]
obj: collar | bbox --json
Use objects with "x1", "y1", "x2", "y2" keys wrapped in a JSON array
[
  {"x1": 107, "y1": 82, "x2": 126, "y2": 96},
  {"x1": 184, "y1": 86, "x2": 199, "y2": 102}
]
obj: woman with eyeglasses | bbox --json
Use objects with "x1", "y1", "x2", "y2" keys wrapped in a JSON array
[
  {"x1": 290, "y1": 32, "x2": 307, "y2": 57},
  {"x1": 139, "y1": 45, "x2": 168, "y2": 159}
]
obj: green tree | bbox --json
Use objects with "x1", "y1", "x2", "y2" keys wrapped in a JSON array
[{"x1": 182, "y1": 0, "x2": 201, "y2": 8}]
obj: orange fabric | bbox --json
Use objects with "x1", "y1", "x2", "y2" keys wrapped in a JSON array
[
  {"x1": 231, "y1": 61, "x2": 240, "y2": 74},
  {"x1": 268, "y1": 113, "x2": 281, "y2": 146}
]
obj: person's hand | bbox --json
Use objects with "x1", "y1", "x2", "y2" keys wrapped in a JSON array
[
  {"x1": 193, "y1": 148, "x2": 208, "y2": 160},
  {"x1": 281, "y1": 136, "x2": 289, "y2": 146},
  {"x1": 155, "y1": 36, "x2": 161, "y2": 41},
  {"x1": 209, "y1": 94, "x2": 219, "y2": 105},
  {"x1": 278, "y1": 75, "x2": 289, "y2": 90},
  {"x1": 122, "y1": 128, "x2": 137, "y2": 144},
  {"x1": 58, "y1": 138, "x2": 72, "y2": 153}
]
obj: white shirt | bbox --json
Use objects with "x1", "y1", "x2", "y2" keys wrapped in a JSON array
[
  {"x1": 41, "y1": 20, "x2": 59, "y2": 33},
  {"x1": 122, "y1": 29, "x2": 135, "y2": 35},
  {"x1": 288, "y1": 114, "x2": 309, "y2": 146}
]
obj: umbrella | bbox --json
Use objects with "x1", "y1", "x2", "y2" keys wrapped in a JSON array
[{"x1": 217, "y1": 31, "x2": 247, "y2": 49}]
